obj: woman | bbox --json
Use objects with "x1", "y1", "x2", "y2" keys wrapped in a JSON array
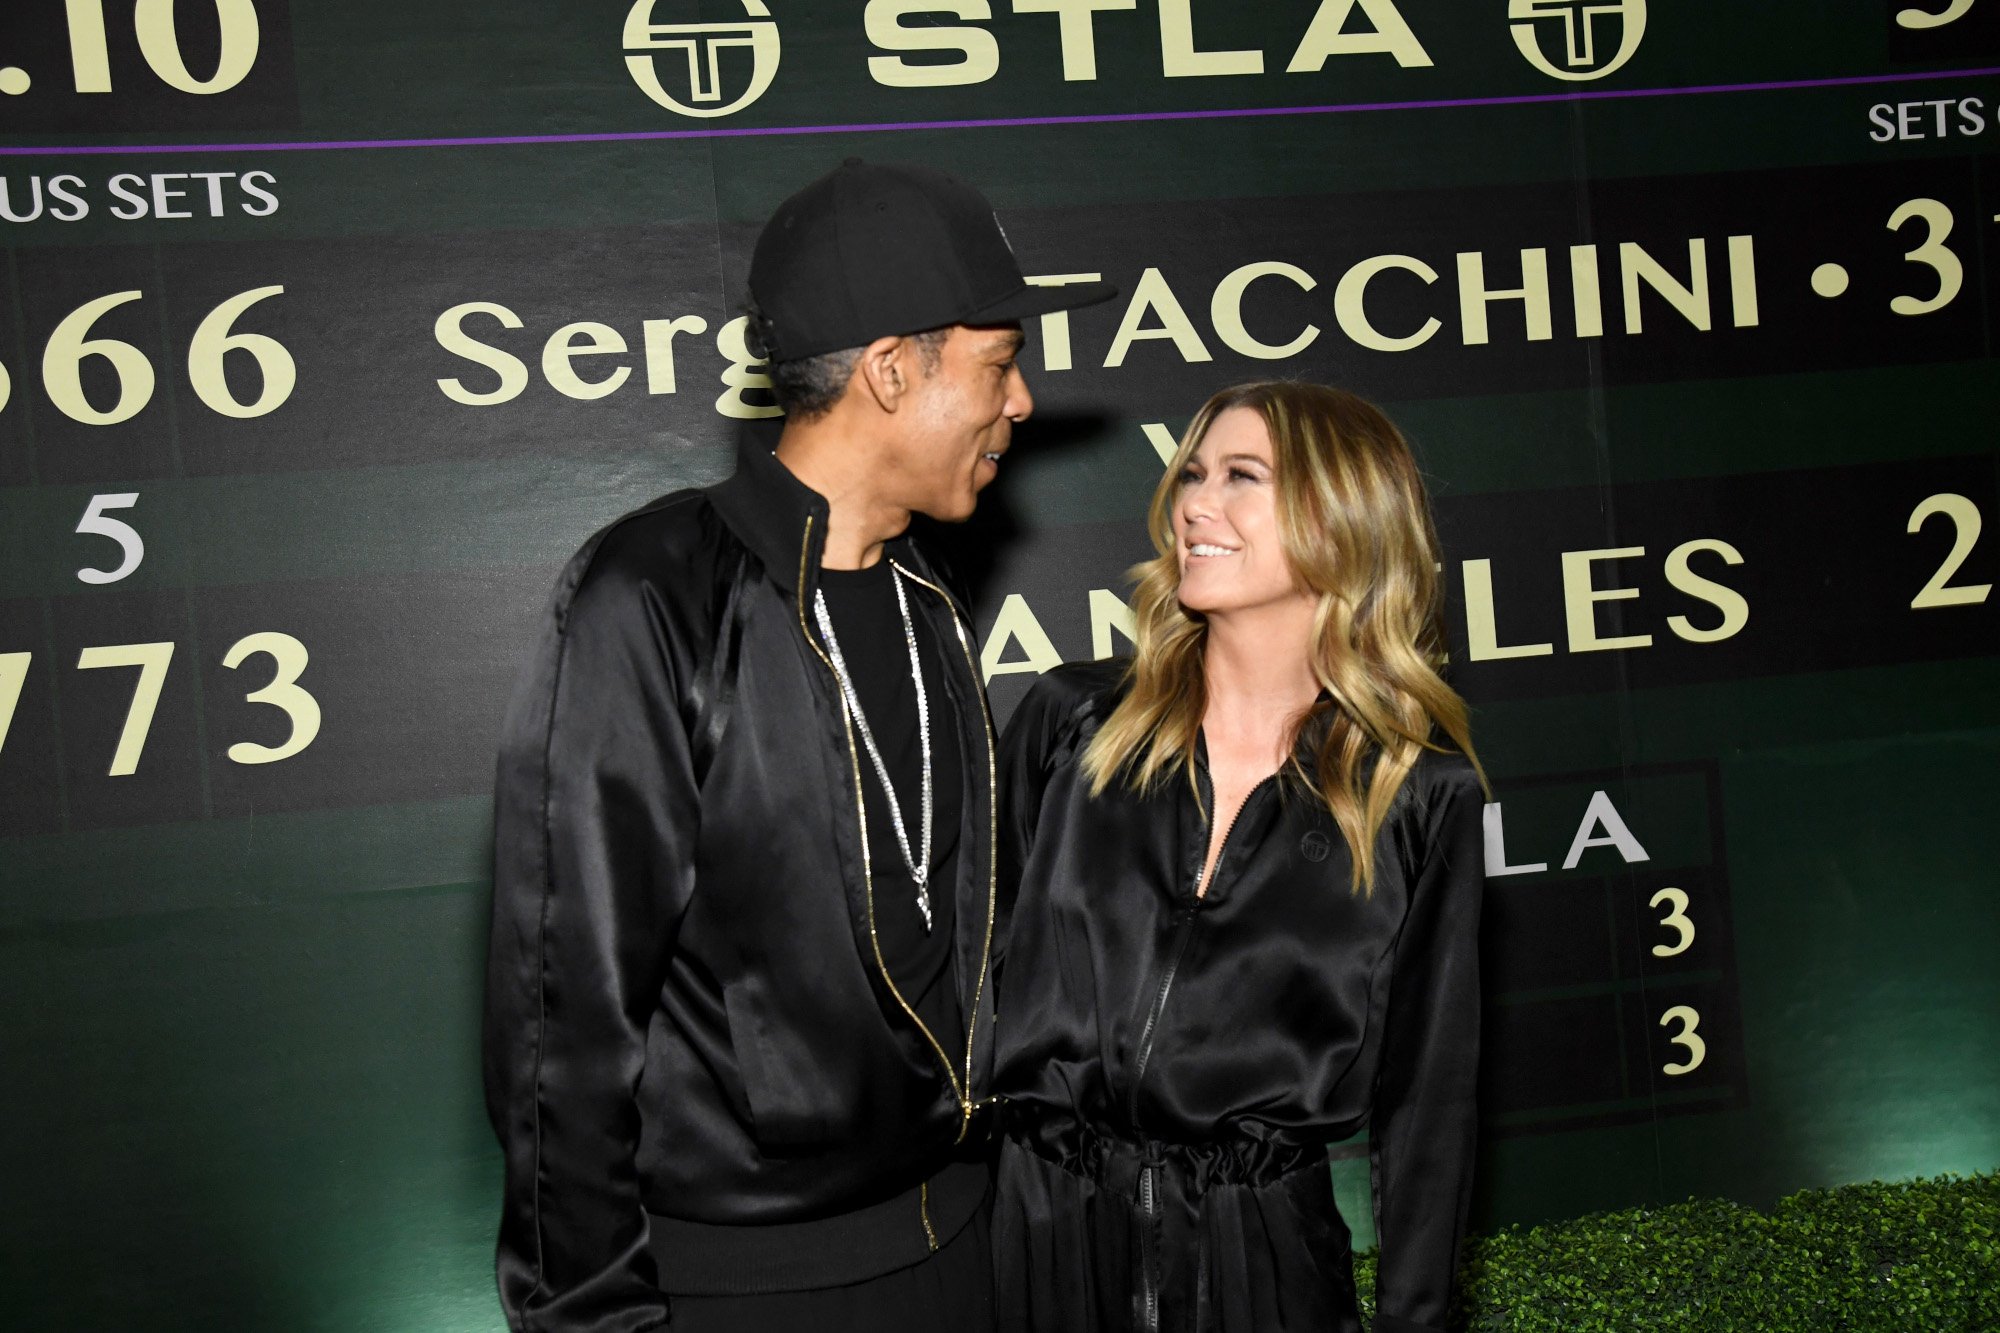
[{"x1": 991, "y1": 381, "x2": 1486, "y2": 1333}]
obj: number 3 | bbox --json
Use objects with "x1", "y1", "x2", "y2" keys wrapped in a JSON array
[
  {"x1": 1888, "y1": 199, "x2": 1962, "y2": 317},
  {"x1": 1649, "y1": 887, "x2": 1694, "y2": 957},
  {"x1": 1659, "y1": 1005, "x2": 1706, "y2": 1076},
  {"x1": 1897, "y1": 0, "x2": 1974, "y2": 29},
  {"x1": 222, "y1": 631, "x2": 321, "y2": 764}
]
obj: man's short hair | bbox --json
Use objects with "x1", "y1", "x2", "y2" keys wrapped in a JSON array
[{"x1": 743, "y1": 300, "x2": 950, "y2": 422}]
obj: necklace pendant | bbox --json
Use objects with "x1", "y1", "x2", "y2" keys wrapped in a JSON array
[{"x1": 814, "y1": 574, "x2": 937, "y2": 938}]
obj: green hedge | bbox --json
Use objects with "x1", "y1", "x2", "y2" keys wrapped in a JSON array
[{"x1": 1354, "y1": 1172, "x2": 2000, "y2": 1332}]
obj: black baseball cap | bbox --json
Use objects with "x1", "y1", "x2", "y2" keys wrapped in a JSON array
[{"x1": 747, "y1": 158, "x2": 1117, "y2": 362}]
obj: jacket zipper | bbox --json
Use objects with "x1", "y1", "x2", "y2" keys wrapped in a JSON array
[
  {"x1": 889, "y1": 558, "x2": 1001, "y2": 1138},
  {"x1": 792, "y1": 521, "x2": 998, "y2": 1152}
]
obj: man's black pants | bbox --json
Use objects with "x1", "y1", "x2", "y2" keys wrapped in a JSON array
[{"x1": 665, "y1": 1200, "x2": 995, "y2": 1332}]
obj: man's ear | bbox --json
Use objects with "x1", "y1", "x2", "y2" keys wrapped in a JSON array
[{"x1": 854, "y1": 334, "x2": 912, "y2": 413}]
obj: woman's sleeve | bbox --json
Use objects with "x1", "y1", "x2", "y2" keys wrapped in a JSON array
[
  {"x1": 1369, "y1": 761, "x2": 1486, "y2": 1333},
  {"x1": 992, "y1": 666, "x2": 1098, "y2": 972}
]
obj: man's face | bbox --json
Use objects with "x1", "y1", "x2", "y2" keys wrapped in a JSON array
[{"x1": 892, "y1": 323, "x2": 1033, "y2": 522}]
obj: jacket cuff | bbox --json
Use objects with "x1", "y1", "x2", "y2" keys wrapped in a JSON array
[{"x1": 1371, "y1": 1313, "x2": 1448, "y2": 1333}]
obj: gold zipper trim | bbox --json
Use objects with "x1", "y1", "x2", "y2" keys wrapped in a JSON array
[
  {"x1": 794, "y1": 521, "x2": 976, "y2": 1131},
  {"x1": 920, "y1": 1180, "x2": 940, "y2": 1252},
  {"x1": 890, "y1": 558, "x2": 1000, "y2": 1131}
]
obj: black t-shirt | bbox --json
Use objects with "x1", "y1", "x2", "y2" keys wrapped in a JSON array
[{"x1": 816, "y1": 559, "x2": 964, "y2": 1051}]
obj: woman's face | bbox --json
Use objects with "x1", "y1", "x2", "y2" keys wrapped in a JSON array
[{"x1": 1172, "y1": 407, "x2": 1310, "y2": 621}]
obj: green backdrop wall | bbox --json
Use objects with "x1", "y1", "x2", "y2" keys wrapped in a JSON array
[{"x1": 2, "y1": 2, "x2": 1996, "y2": 1328}]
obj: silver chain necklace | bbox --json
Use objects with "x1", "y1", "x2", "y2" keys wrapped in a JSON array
[{"x1": 813, "y1": 563, "x2": 935, "y2": 932}]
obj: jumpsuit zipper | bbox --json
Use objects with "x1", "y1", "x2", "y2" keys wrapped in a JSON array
[
  {"x1": 1139, "y1": 1157, "x2": 1161, "y2": 1332},
  {"x1": 1129, "y1": 904, "x2": 1194, "y2": 1333},
  {"x1": 1126, "y1": 763, "x2": 1275, "y2": 1330},
  {"x1": 1126, "y1": 906, "x2": 1200, "y2": 1128}
]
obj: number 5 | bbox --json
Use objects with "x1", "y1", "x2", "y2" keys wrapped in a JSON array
[{"x1": 75, "y1": 493, "x2": 145, "y2": 584}]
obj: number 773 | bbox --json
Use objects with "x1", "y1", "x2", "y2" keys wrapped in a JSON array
[{"x1": 0, "y1": 631, "x2": 319, "y2": 776}]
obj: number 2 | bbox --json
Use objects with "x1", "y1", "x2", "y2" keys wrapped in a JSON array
[{"x1": 1908, "y1": 493, "x2": 1991, "y2": 608}]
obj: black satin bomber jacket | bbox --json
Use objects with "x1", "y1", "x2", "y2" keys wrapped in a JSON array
[{"x1": 483, "y1": 439, "x2": 1000, "y2": 1332}]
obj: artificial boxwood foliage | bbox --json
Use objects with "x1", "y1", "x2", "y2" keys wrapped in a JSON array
[{"x1": 1353, "y1": 1172, "x2": 2000, "y2": 1331}]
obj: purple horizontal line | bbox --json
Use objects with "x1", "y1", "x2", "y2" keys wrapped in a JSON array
[{"x1": 3, "y1": 64, "x2": 1997, "y2": 157}]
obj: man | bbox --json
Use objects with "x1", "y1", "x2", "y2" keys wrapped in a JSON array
[{"x1": 483, "y1": 158, "x2": 1114, "y2": 1332}]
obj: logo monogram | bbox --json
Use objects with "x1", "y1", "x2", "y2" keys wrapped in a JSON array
[
  {"x1": 624, "y1": 0, "x2": 781, "y2": 119},
  {"x1": 1508, "y1": 0, "x2": 1647, "y2": 82},
  {"x1": 1301, "y1": 831, "x2": 1332, "y2": 864}
]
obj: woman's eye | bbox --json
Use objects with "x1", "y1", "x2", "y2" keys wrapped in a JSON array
[
  {"x1": 1177, "y1": 467, "x2": 1201, "y2": 485},
  {"x1": 1228, "y1": 467, "x2": 1257, "y2": 483}
]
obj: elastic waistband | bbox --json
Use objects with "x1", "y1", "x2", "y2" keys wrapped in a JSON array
[
  {"x1": 646, "y1": 1157, "x2": 989, "y2": 1296},
  {"x1": 1005, "y1": 1112, "x2": 1325, "y2": 1193}
]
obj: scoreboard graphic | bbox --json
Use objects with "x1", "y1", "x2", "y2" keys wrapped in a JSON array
[{"x1": 1476, "y1": 762, "x2": 1749, "y2": 1139}]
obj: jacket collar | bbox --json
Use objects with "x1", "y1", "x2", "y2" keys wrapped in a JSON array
[
  {"x1": 706, "y1": 434, "x2": 829, "y2": 596},
  {"x1": 706, "y1": 433, "x2": 929, "y2": 597}
]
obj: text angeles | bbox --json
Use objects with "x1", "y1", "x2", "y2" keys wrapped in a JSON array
[{"x1": 976, "y1": 485, "x2": 1990, "y2": 682}]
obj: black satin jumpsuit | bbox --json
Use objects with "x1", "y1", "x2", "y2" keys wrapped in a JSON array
[{"x1": 991, "y1": 661, "x2": 1485, "y2": 1333}]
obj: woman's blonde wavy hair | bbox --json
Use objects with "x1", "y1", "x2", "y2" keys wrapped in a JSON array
[{"x1": 1080, "y1": 380, "x2": 1485, "y2": 894}]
